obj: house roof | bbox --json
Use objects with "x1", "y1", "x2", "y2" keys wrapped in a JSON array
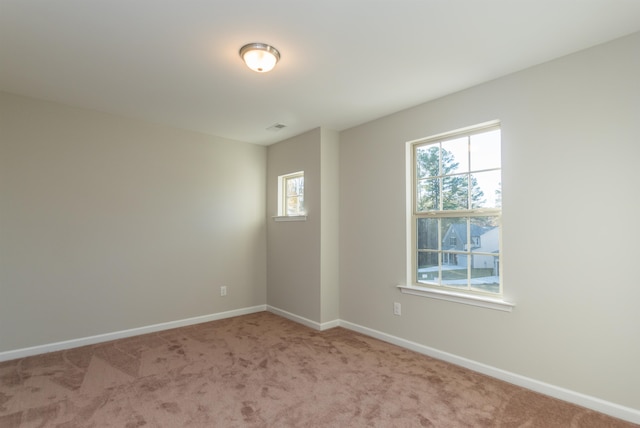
[
  {"x1": 444, "y1": 223, "x2": 495, "y2": 246},
  {"x1": 447, "y1": 224, "x2": 492, "y2": 244}
]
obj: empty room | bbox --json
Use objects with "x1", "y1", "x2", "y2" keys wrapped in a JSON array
[{"x1": 1, "y1": 1, "x2": 639, "y2": 426}]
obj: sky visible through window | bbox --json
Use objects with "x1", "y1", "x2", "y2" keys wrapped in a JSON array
[{"x1": 439, "y1": 129, "x2": 501, "y2": 209}]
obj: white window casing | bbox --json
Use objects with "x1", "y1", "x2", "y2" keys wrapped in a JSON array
[{"x1": 406, "y1": 121, "x2": 514, "y2": 310}]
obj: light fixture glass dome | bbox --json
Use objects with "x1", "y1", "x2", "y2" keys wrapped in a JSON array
[{"x1": 239, "y1": 43, "x2": 280, "y2": 73}]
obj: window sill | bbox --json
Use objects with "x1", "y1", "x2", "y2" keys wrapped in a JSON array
[
  {"x1": 272, "y1": 215, "x2": 307, "y2": 222},
  {"x1": 397, "y1": 285, "x2": 514, "y2": 312}
]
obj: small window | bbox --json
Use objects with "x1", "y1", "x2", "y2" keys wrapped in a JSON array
[
  {"x1": 278, "y1": 171, "x2": 305, "y2": 216},
  {"x1": 411, "y1": 122, "x2": 502, "y2": 296}
]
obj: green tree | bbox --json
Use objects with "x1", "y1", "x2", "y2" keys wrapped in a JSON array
[
  {"x1": 494, "y1": 183, "x2": 502, "y2": 207},
  {"x1": 416, "y1": 146, "x2": 485, "y2": 211}
]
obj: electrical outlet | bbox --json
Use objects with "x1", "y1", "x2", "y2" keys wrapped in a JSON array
[
  {"x1": 220, "y1": 286, "x2": 227, "y2": 296},
  {"x1": 393, "y1": 302, "x2": 401, "y2": 316}
]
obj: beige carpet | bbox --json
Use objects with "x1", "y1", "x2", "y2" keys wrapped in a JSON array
[{"x1": 0, "y1": 311, "x2": 635, "y2": 427}]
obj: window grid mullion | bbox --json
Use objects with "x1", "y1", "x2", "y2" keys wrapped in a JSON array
[
  {"x1": 466, "y1": 217, "x2": 471, "y2": 289},
  {"x1": 438, "y1": 218, "x2": 442, "y2": 285},
  {"x1": 438, "y1": 142, "x2": 443, "y2": 211}
]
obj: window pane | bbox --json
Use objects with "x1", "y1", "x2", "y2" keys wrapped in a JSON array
[
  {"x1": 470, "y1": 217, "x2": 499, "y2": 253},
  {"x1": 416, "y1": 178, "x2": 439, "y2": 211},
  {"x1": 441, "y1": 136, "x2": 469, "y2": 174},
  {"x1": 286, "y1": 195, "x2": 304, "y2": 216},
  {"x1": 286, "y1": 176, "x2": 303, "y2": 196},
  {"x1": 470, "y1": 129, "x2": 501, "y2": 171},
  {"x1": 417, "y1": 218, "x2": 438, "y2": 250},
  {"x1": 441, "y1": 255, "x2": 468, "y2": 288},
  {"x1": 470, "y1": 170, "x2": 501, "y2": 209},
  {"x1": 417, "y1": 251, "x2": 439, "y2": 284},
  {"x1": 441, "y1": 218, "x2": 466, "y2": 251},
  {"x1": 470, "y1": 255, "x2": 500, "y2": 293},
  {"x1": 442, "y1": 175, "x2": 468, "y2": 210},
  {"x1": 416, "y1": 145, "x2": 440, "y2": 179},
  {"x1": 282, "y1": 173, "x2": 304, "y2": 216}
]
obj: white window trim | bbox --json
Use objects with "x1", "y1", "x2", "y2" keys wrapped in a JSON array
[
  {"x1": 405, "y1": 120, "x2": 514, "y2": 311},
  {"x1": 277, "y1": 170, "x2": 305, "y2": 217},
  {"x1": 397, "y1": 284, "x2": 514, "y2": 312},
  {"x1": 272, "y1": 215, "x2": 307, "y2": 222}
]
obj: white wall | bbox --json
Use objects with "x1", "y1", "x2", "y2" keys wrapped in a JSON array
[
  {"x1": 339, "y1": 32, "x2": 640, "y2": 410},
  {"x1": 0, "y1": 92, "x2": 267, "y2": 352}
]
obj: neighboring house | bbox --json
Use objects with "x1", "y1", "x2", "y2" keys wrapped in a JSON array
[{"x1": 442, "y1": 224, "x2": 499, "y2": 275}]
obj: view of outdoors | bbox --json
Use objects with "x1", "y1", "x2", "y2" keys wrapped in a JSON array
[
  {"x1": 414, "y1": 128, "x2": 501, "y2": 294},
  {"x1": 284, "y1": 173, "x2": 305, "y2": 216}
]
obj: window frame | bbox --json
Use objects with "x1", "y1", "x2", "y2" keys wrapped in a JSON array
[
  {"x1": 275, "y1": 171, "x2": 306, "y2": 220},
  {"x1": 401, "y1": 121, "x2": 514, "y2": 312}
]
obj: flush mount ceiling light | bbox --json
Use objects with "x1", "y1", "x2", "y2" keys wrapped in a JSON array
[{"x1": 239, "y1": 42, "x2": 280, "y2": 73}]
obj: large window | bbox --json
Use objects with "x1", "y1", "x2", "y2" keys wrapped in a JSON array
[{"x1": 411, "y1": 123, "x2": 502, "y2": 296}]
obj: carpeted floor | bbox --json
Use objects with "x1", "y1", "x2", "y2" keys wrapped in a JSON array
[{"x1": 0, "y1": 311, "x2": 635, "y2": 427}]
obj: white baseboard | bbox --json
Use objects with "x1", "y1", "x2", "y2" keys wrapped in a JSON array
[
  {"x1": 0, "y1": 305, "x2": 267, "y2": 363},
  {"x1": 338, "y1": 319, "x2": 640, "y2": 425},
  {"x1": 266, "y1": 305, "x2": 339, "y2": 331}
]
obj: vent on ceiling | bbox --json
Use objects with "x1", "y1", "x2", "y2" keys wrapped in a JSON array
[{"x1": 266, "y1": 123, "x2": 287, "y2": 132}]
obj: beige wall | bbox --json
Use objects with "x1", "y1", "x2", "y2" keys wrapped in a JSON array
[
  {"x1": 266, "y1": 128, "x2": 339, "y2": 324},
  {"x1": 320, "y1": 128, "x2": 340, "y2": 323},
  {"x1": 266, "y1": 129, "x2": 322, "y2": 321},
  {"x1": 339, "y1": 32, "x2": 640, "y2": 410},
  {"x1": 0, "y1": 92, "x2": 267, "y2": 352}
]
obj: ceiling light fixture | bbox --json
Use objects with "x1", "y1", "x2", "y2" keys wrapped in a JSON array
[{"x1": 239, "y1": 42, "x2": 280, "y2": 73}]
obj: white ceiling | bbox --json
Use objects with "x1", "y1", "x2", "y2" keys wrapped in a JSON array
[{"x1": 2, "y1": 1, "x2": 640, "y2": 145}]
